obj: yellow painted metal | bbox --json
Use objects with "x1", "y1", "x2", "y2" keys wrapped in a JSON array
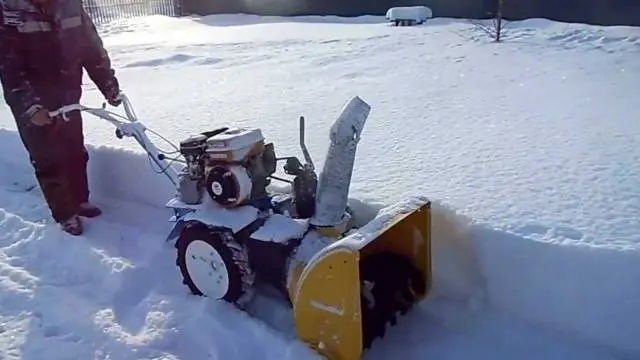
[
  {"x1": 360, "y1": 201, "x2": 432, "y2": 300},
  {"x1": 289, "y1": 199, "x2": 432, "y2": 360},
  {"x1": 315, "y1": 226, "x2": 344, "y2": 238},
  {"x1": 291, "y1": 247, "x2": 363, "y2": 360}
]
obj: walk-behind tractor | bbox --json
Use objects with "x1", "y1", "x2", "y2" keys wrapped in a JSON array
[{"x1": 50, "y1": 94, "x2": 433, "y2": 360}]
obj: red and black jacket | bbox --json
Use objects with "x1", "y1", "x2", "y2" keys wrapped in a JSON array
[{"x1": 0, "y1": 0, "x2": 119, "y2": 121}]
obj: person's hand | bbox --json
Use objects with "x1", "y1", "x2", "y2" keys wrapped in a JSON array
[
  {"x1": 30, "y1": 108, "x2": 52, "y2": 126},
  {"x1": 107, "y1": 91, "x2": 123, "y2": 107}
]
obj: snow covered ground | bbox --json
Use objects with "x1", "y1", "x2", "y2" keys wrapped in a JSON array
[{"x1": 1, "y1": 13, "x2": 639, "y2": 360}]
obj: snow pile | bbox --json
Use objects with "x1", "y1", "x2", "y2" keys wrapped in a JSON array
[
  {"x1": 0, "y1": 12, "x2": 639, "y2": 360},
  {"x1": 385, "y1": 6, "x2": 433, "y2": 24},
  {"x1": 251, "y1": 214, "x2": 309, "y2": 243},
  {"x1": 475, "y1": 224, "x2": 640, "y2": 354}
]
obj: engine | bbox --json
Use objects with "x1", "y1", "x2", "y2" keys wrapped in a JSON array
[{"x1": 176, "y1": 127, "x2": 277, "y2": 207}]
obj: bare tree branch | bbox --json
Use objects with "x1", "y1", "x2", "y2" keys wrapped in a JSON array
[{"x1": 469, "y1": 0, "x2": 509, "y2": 42}]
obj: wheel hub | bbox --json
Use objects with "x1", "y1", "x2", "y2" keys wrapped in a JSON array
[{"x1": 184, "y1": 239, "x2": 230, "y2": 299}]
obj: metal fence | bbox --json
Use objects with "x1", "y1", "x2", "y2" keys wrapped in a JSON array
[{"x1": 82, "y1": 0, "x2": 182, "y2": 24}]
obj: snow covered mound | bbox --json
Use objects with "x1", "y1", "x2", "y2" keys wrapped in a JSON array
[
  {"x1": 385, "y1": 6, "x2": 433, "y2": 26},
  {"x1": 0, "y1": 12, "x2": 639, "y2": 360}
]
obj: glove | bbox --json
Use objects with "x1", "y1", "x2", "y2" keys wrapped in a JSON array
[
  {"x1": 27, "y1": 106, "x2": 53, "y2": 127},
  {"x1": 107, "y1": 91, "x2": 123, "y2": 107}
]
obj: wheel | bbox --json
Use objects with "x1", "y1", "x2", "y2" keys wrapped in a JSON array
[
  {"x1": 175, "y1": 221, "x2": 255, "y2": 306},
  {"x1": 359, "y1": 252, "x2": 425, "y2": 350}
]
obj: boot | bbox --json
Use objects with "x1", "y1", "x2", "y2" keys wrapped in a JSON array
[
  {"x1": 78, "y1": 202, "x2": 102, "y2": 218},
  {"x1": 60, "y1": 215, "x2": 83, "y2": 236}
]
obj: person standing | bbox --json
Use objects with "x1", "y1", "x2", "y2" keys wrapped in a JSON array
[{"x1": 0, "y1": 0, "x2": 122, "y2": 235}]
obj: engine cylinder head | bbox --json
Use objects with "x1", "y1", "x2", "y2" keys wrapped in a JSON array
[{"x1": 180, "y1": 134, "x2": 208, "y2": 181}]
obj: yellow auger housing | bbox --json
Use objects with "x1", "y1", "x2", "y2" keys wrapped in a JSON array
[{"x1": 287, "y1": 197, "x2": 432, "y2": 360}]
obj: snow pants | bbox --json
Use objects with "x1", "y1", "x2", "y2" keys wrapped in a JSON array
[{"x1": 15, "y1": 110, "x2": 90, "y2": 223}]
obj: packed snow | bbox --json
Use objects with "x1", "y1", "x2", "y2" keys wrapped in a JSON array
[{"x1": 1, "y1": 12, "x2": 639, "y2": 360}]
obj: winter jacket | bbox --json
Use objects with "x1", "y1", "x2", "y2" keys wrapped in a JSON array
[{"x1": 0, "y1": 0, "x2": 119, "y2": 121}]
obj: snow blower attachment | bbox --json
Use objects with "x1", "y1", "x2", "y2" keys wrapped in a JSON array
[{"x1": 51, "y1": 94, "x2": 433, "y2": 360}]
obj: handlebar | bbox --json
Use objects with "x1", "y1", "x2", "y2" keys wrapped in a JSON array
[
  {"x1": 48, "y1": 104, "x2": 85, "y2": 118},
  {"x1": 48, "y1": 93, "x2": 137, "y2": 123},
  {"x1": 47, "y1": 92, "x2": 181, "y2": 187}
]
